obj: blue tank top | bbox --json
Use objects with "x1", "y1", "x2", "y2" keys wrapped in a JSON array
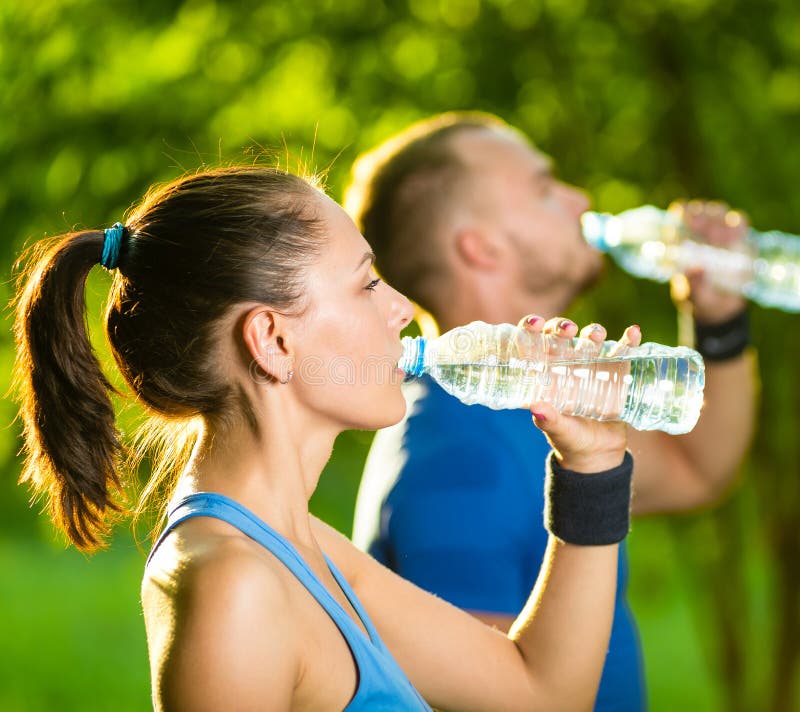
[{"x1": 146, "y1": 492, "x2": 432, "y2": 712}]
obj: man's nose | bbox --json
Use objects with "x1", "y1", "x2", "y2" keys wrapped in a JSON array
[{"x1": 558, "y1": 182, "x2": 591, "y2": 217}]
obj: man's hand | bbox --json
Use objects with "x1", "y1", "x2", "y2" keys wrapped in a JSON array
[{"x1": 667, "y1": 199, "x2": 749, "y2": 324}]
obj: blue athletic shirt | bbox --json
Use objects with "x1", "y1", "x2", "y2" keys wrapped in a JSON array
[
  {"x1": 147, "y1": 492, "x2": 432, "y2": 712},
  {"x1": 353, "y1": 376, "x2": 646, "y2": 712}
]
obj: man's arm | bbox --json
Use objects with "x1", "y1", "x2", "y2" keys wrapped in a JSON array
[
  {"x1": 628, "y1": 352, "x2": 756, "y2": 514},
  {"x1": 629, "y1": 200, "x2": 758, "y2": 515}
]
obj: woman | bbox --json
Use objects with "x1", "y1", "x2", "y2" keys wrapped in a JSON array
[{"x1": 13, "y1": 166, "x2": 636, "y2": 711}]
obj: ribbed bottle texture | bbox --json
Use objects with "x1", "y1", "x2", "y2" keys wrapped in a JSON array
[
  {"x1": 582, "y1": 205, "x2": 800, "y2": 312},
  {"x1": 399, "y1": 321, "x2": 705, "y2": 435}
]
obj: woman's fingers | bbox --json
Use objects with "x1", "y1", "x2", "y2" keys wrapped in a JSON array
[
  {"x1": 517, "y1": 314, "x2": 546, "y2": 333},
  {"x1": 602, "y1": 324, "x2": 642, "y2": 360},
  {"x1": 543, "y1": 317, "x2": 579, "y2": 338},
  {"x1": 621, "y1": 324, "x2": 642, "y2": 347},
  {"x1": 519, "y1": 316, "x2": 637, "y2": 348},
  {"x1": 577, "y1": 323, "x2": 606, "y2": 357},
  {"x1": 579, "y1": 323, "x2": 607, "y2": 344},
  {"x1": 517, "y1": 315, "x2": 638, "y2": 362}
]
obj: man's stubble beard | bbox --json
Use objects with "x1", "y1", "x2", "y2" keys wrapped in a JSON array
[{"x1": 518, "y1": 250, "x2": 606, "y2": 311}]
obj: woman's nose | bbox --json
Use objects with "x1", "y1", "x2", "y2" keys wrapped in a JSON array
[{"x1": 388, "y1": 284, "x2": 414, "y2": 331}]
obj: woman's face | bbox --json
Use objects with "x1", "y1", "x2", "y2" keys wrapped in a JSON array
[{"x1": 290, "y1": 194, "x2": 414, "y2": 431}]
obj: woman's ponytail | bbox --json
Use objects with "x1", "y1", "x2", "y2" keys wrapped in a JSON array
[
  {"x1": 13, "y1": 230, "x2": 125, "y2": 551},
  {"x1": 12, "y1": 167, "x2": 327, "y2": 550}
]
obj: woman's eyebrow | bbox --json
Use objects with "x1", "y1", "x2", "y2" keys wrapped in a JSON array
[{"x1": 354, "y1": 251, "x2": 376, "y2": 272}]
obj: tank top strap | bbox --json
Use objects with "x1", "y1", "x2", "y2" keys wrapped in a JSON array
[
  {"x1": 148, "y1": 492, "x2": 300, "y2": 570},
  {"x1": 324, "y1": 555, "x2": 387, "y2": 650},
  {"x1": 146, "y1": 492, "x2": 378, "y2": 647}
]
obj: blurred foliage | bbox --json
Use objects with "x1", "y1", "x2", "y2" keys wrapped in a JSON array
[
  {"x1": 0, "y1": 536, "x2": 149, "y2": 711},
  {"x1": 2, "y1": 0, "x2": 799, "y2": 709}
]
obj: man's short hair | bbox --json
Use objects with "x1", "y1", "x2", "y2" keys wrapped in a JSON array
[{"x1": 344, "y1": 111, "x2": 513, "y2": 316}]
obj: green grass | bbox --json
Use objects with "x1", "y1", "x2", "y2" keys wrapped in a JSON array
[
  {"x1": 627, "y1": 518, "x2": 722, "y2": 712},
  {"x1": 0, "y1": 537, "x2": 150, "y2": 711}
]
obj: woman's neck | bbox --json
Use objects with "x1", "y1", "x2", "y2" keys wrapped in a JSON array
[{"x1": 175, "y1": 413, "x2": 337, "y2": 548}]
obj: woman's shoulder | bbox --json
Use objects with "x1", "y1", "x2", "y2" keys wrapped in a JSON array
[
  {"x1": 143, "y1": 519, "x2": 302, "y2": 709},
  {"x1": 144, "y1": 516, "x2": 296, "y2": 610}
]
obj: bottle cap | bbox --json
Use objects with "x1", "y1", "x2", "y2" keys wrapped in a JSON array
[
  {"x1": 581, "y1": 211, "x2": 611, "y2": 252},
  {"x1": 398, "y1": 336, "x2": 427, "y2": 377}
]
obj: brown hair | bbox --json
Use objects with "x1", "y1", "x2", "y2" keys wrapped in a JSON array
[
  {"x1": 12, "y1": 166, "x2": 324, "y2": 551},
  {"x1": 343, "y1": 111, "x2": 513, "y2": 316}
]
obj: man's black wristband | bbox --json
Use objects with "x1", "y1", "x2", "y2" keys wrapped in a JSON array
[
  {"x1": 544, "y1": 451, "x2": 633, "y2": 546},
  {"x1": 694, "y1": 309, "x2": 750, "y2": 361}
]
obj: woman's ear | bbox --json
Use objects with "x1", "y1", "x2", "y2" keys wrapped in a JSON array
[{"x1": 242, "y1": 307, "x2": 294, "y2": 384}]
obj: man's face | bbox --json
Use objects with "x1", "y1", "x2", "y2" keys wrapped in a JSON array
[{"x1": 451, "y1": 128, "x2": 603, "y2": 303}]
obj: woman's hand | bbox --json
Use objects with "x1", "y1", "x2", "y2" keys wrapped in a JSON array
[{"x1": 517, "y1": 315, "x2": 637, "y2": 473}]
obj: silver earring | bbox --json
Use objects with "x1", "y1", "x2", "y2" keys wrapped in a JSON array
[{"x1": 280, "y1": 370, "x2": 294, "y2": 385}]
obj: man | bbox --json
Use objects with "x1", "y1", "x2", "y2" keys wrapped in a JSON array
[{"x1": 346, "y1": 113, "x2": 756, "y2": 711}]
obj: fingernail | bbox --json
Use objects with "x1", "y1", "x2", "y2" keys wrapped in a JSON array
[
  {"x1": 630, "y1": 324, "x2": 640, "y2": 334},
  {"x1": 532, "y1": 410, "x2": 547, "y2": 421},
  {"x1": 558, "y1": 319, "x2": 574, "y2": 331},
  {"x1": 526, "y1": 315, "x2": 543, "y2": 327}
]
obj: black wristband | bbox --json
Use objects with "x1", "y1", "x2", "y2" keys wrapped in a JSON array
[
  {"x1": 694, "y1": 309, "x2": 750, "y2": 361},
  {"x1": 544, "y1": 451, "x2": 633, "y2": 546}
]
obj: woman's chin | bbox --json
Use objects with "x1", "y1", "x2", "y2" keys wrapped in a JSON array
[{"x1": 361, "y1": 399, "x2": 407, "y2": 432}]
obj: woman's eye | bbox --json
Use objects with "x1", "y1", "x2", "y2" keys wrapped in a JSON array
[{"x1": 365, "y1": 278, "x2": 382, "y2": 292}]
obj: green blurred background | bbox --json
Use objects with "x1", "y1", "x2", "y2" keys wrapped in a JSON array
[{"x1": 2, "y1": 0, "x2": 799, "y2": 709}]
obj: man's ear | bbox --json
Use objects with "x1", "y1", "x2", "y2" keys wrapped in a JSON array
[
  {"x1": 454, "y1": 227, "x2": 505, "y2": 270},
  {"x1": 242, "y1": 307, "x2": 293, "y2": 384}
]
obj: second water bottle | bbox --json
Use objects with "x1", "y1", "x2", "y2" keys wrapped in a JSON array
[{"x1": 581, "y1": 205, "x2": 800, "y2": 312}]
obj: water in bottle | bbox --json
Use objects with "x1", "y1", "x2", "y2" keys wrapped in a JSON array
[
  {"x1": 581, "y1": 205, "x2": 800, "y2": 312},
  {"x1": 398, "y1": 321, "x2": 705, "y2": 435}
]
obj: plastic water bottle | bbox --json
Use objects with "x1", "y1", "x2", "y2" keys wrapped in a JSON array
[
  {"x1": 398, "y1": 321, "x2": 705, "y2": 435},
  {"x1": 581, "y1": 205, "x2": 800, "y2": 312}
]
